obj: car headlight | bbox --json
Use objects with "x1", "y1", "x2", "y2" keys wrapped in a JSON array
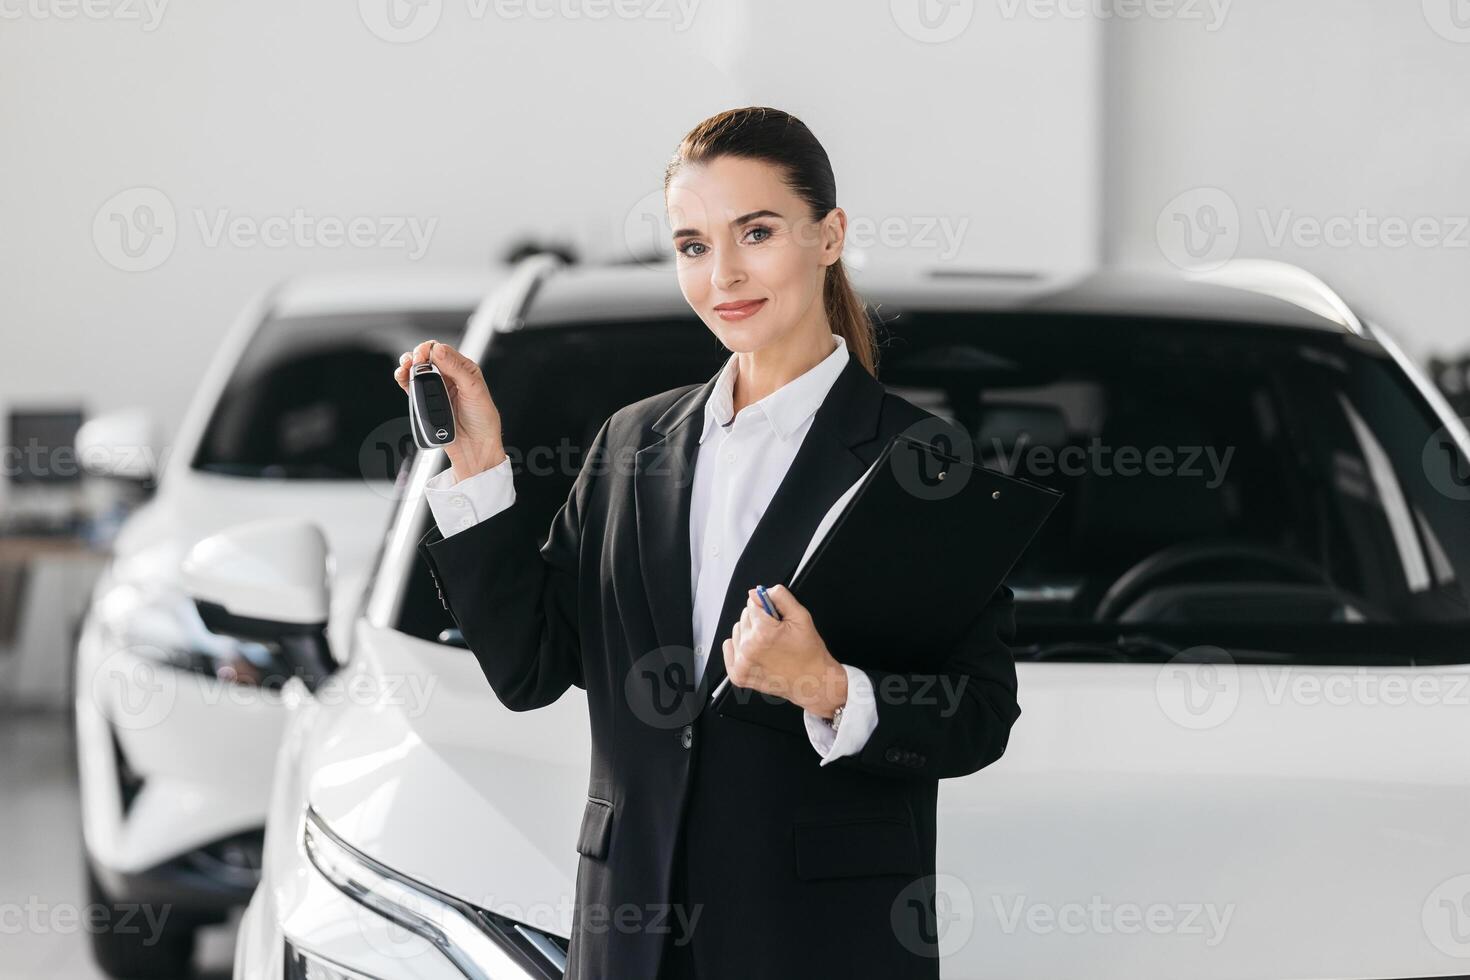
[
  {"x1": 301, "y1": 806, "x2": 568, "y2": 980},
  {"x1": 284, "y1": 940, "x2": 379, "y2": 980}
]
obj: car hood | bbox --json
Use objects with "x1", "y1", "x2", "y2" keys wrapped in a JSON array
[{"x1": 308, "y1": 635, "x2": 1470, "y2": 979}]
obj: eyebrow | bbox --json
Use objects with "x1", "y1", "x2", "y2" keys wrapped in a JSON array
[{"x1": 671, "y1": 209, "x2": 783, "y2": 240}]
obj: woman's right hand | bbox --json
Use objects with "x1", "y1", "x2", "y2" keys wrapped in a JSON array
[{"x1": 394, "y1": 340, "x2": 507, "y2": 483}]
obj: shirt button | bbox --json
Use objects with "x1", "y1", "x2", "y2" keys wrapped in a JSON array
[
  {"x1": 457, "y1": 517, "x2": 474, "y2": 531},
  {"x1": 725, "y1": 450, "x2": 736, "y2": 462},
  {"x1": 711, "y1": 545, "x2": 720, "y2": 557},
  {"x1": 680, "y1": 725, "x2": 694, "y2": 750},
  {"x1": 451, "y1": 495, "x2": 467, "y2": 509}
]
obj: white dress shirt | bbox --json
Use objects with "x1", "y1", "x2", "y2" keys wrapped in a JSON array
[{"x1": 424, "y1": 333, "x2": 879, "y2": 765}]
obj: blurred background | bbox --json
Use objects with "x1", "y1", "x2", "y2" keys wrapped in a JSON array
[{"x1": 2, "y1": 0, "x2": 1467, "y2": 976}]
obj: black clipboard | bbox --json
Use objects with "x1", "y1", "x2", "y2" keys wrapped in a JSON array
[{"x1": 710, "y1": 432, "x2": 1063, "y2": 738}]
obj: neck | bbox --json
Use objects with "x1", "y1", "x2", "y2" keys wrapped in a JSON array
[{"x1": 731, "y1": 322, "x2": 836, "y2": 415}]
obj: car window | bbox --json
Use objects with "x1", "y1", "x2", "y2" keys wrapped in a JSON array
[
  {"x1": 394, "y1": 311, "x2": 1470, "y2": 664},
  {"x1": 192, "y1": 309, "x2": 469, "y2": 479}
]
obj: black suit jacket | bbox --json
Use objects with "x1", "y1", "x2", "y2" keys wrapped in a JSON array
[{"x1": 417, "y1": 354, "x2": 1022, "y2": 980}]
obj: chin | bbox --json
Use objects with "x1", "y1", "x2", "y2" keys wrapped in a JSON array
[{"x1": 709, "y1": 319, "x2": 776, "y2": 354}]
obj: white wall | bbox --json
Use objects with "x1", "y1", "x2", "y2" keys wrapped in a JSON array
[
  {"x1": 0, "y1": 0, "x2": 1100, "y2": 456},
  {"x1": 1102, "y1": 0, "x2": 1470, "y2": 362}
]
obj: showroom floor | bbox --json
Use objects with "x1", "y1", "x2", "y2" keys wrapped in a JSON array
[{"x1": 0, "y1": 711, "x2": 237, "y2": 980}]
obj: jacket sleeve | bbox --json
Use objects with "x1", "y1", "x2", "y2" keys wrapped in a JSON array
[
  {"x1": 415, "y1": 415, "x2": 612, "y2": 711},
  {"x1": 828, "y1": 583, "x2": 1022, "y2": 780}
]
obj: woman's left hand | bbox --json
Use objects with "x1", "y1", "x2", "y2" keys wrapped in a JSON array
[{"x1": 722, "y1": 585, "x2": 848, "y2": 718}]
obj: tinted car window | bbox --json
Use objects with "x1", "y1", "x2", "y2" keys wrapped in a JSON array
[
  {"x1": 192, "y1": 310, "x2": 469, "y2": 479},
  {"x1": 396, "y1": 312, "x2": 1470, "y2": 664}
]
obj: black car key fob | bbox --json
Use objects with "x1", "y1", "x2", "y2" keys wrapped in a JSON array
[{"x1": 409, "y1": 361, "x2": 457, "y2": 450}]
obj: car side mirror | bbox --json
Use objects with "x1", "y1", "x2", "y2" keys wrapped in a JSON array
[
  {"x1": 181, "y1": 518, "x2": 336, "y2": 690},
  {"x1": 75, "y1": 409, "x2": 163, "y2": 483}
]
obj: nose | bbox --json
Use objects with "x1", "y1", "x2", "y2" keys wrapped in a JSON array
[{"x1": 710, "y1": 243, "x2": 746, "y2": 291}]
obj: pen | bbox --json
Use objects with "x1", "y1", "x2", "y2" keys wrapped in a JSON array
[{"x1": 711, "y1": 583, "x2": 783, "y2": 703}]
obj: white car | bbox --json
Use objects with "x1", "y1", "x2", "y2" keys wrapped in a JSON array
[
  {"x1": 74, "y1": 268, "x2": 499, "y2": 978},
  {"x1": 225, "y1": 257, "x2": 1470, "y2": 980}
]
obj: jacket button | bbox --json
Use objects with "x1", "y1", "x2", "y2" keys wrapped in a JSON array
[
  {"x1": 680, "y1": 725, "x2": 694, "y2": 750},
  {"x1": 884, "y1": 747, "x2": 902, "y2": 763}
]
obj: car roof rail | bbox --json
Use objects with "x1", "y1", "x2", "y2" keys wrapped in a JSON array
[{"x1": 1185, "y1": 259, "x2": 1367, "y2": 338}]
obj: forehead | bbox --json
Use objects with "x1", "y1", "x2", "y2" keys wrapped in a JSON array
[{"x1": 666, "y1": 156, "x2": 800, "y2": 223}]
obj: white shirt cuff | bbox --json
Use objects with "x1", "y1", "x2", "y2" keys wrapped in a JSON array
[
  {"x1": 423, "y1": 457, "x2": 516, "y2": 537},
  {"x1": 803, "y1": 664, "x2": 879, "y2": 766}
]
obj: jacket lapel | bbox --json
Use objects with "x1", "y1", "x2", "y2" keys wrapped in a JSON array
[{"x1": 633, "y1": 354, "x2": 887, "y2": 701}]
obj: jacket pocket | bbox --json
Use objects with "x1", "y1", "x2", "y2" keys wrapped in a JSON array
[
  {"x1": 792, "y1": 812, "x2": 923, "y2": 881},
  {"x1": 576, "y1": 797, "x2": 614, "y2": 861}
]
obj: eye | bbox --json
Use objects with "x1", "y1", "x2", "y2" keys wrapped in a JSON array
[
  {"x1": 744, "y1": 225, "x2": 773, "y2": 244},
  {"x1": 677, "y1": 241, "x2": 708, "y2": 258}
]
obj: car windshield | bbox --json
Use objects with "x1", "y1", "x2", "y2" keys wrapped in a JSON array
[
  {"x1": 392, "y1": 312, "x2": 1470, "y2": 666},
  {"x1": 192, "y1": 309, "x2": 469, "y2": 479}
]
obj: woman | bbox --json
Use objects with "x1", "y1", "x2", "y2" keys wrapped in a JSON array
[{"x1": 396, "y1": 106, "x2": 1021, "y2": 980}]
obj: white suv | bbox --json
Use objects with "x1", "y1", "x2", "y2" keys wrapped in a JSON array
[
  {"x1": 228, "y1": 258, "x2": 1470, "y2": 980},
  {"x1": 74, "y1": 268, "x2": 499, "y2": 978}
]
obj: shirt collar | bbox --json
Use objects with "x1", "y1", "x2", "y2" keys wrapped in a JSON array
[{"x1": 699, "y1": 333, "x2": 849, "y2": 444}]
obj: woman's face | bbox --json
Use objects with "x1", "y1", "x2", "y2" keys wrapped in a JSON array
[{"x1": 667, "y1": 155, "x2": 844, "y2": 354}]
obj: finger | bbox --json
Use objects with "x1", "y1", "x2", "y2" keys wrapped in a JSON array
[
  {"x1": 411, "y1": 339, "x2": 437, "y2": 366},
  {"x1": 393, "y1": 352, "x2": 413, "y2": 392},
  {"x1": 765, "y1": 584, "x2": 796, "y2": 617},
  {"x1": 722, "y1": 637, "x2": 735, "y2": 675},
  {"x1": 430, "y1": 341, "x2": 485, "y2": 392}
]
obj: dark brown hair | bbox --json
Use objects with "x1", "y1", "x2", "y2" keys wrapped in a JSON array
[{"x1": 663, "y1": 106, "x2": 879, "y2": 377}]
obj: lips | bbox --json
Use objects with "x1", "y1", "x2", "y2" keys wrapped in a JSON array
[{"x1": 714, "y1": 299, "x2": 766, "y2": 320}]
